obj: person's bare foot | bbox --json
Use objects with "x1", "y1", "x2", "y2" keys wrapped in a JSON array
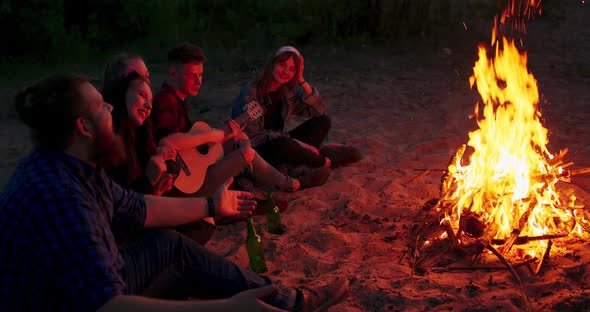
[{"x1": 278, "y1": 175, "x2": 300, "y2": 192}]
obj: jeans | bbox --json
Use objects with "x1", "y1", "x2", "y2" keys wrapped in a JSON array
[
  {"x1": 256, "y1": 115, "x2": 331, "y2": 167},
  {"x1": 120, "y1": 229, "x2": 297, "y2": 309}
]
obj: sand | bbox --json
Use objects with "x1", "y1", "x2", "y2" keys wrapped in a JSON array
[{"x1": 1, "y1": 1, "x2": 589, "y2": 311}]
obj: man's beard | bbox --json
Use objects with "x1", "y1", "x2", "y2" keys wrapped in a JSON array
[{"x1": 91, "y1": 124, "x2": 127, "y2": 168}]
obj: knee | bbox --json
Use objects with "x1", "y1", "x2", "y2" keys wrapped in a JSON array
[
  {"x1": 149, "y1": 229, "x2": 185, "y2": 243},
  {"x1": 275, "y1": 137, "x2": 301, "y2": 151}
]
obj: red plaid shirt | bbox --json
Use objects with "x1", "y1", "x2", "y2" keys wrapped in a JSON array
[{"x1": 150, "y1": 84, "x2": 192, "y2": 142}]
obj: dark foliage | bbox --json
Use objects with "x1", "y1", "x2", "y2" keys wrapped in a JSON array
[{"x1": 0, "y1": 0, "x2": 503, "y2": 62}]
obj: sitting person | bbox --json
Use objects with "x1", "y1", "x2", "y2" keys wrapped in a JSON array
[
  {"x1": 232, "y1": 46, "x2": 361, "y2": 177},
  {"x1": 0, "y1": 73, "x2": 349, "y2": 311},
  {"x1": 102, "y1": 69, "x2": 174, "y2": 196},
  {"x1": 101, "y1": 55, "x2": 288, "y2": 245},
  {"x1": 150, "y1": 42, "x2": 325, "y2": 194}
]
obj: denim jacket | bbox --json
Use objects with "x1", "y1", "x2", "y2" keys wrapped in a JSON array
[{"x1": 232, "y1": 81, "x2": 326, "y2": 147}]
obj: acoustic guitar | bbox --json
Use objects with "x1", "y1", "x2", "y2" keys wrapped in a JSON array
[{"x1": 170, "y1": 101, "x2": 264, "y2": 194}]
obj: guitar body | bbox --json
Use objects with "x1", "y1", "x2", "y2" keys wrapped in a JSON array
[
  {"x1": 170, "y1": 101, "x2": 264, "y2": 194},
  {"x1": 173, "y1": 121, "x2": 224, "y2": 194}
]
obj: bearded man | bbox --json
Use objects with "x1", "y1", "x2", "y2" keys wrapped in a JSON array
[{"x1": 0, "y1": 74, "x2": 349, "y2": 312}]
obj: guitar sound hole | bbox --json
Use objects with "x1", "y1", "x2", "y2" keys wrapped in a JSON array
[{"x1": 197, "y1": 145, "x2": 209, "y2": 155}]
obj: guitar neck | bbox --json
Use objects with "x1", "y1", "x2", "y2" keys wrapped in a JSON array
[{"x1": 221, "y1": 110, "x2": 253, "y2": 136}]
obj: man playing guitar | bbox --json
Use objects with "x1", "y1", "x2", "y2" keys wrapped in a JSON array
[{"x1": 150, "y1": 43, "x2": 325, "y2": 201}]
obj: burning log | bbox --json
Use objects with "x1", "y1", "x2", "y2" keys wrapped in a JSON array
[
  {"x1": 439, "y1": 144, "x2": 466, "y2": 197},
  {"x1": 533, "y1": 240, "x2": 553, "y2": 276},
  {"x1": 501, "y1": 198, "x2": 537, "y2": 254},
  {"x1": 402, "y1": 168, "x2": 432, "y2": 187},
  {"x1": 460, "y1": 212, "x2": 486, "y2": 238},
  {"x1": 413, "y1": 168, "x2": 446, "y2": 172},
  {"x1": 547, "y1": 148, "x2": 569, "y2": 166},
  {"x1": 482, "y1": 239, "x2": 533, "y2": 312},
  {"x1": 491, "y1": 233, "x2": 567, "y2": 245},
  {"x1": 441, "y1": 219, "x2": 459, "y2": 248},
  {"x1": 572, "y1": 208, "x2": 590, "y2": 233},
  {"x1": 431, "y1": 257, "x2": 537, "y2": 273},
  {"x1": 533, "y1": 165, "x2": 590, "y2": 182},
  {"x1": 566, "y1": 167, "x2": 590, "y2": 177}
]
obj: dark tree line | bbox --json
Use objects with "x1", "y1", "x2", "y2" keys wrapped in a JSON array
[{"x1": 0, "y1": 0, "x2": 495, "y2": 62}]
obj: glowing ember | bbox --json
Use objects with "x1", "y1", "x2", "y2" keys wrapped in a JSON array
[{"x1": 440, "y1": 0, "x2": 585, "y2": 257}]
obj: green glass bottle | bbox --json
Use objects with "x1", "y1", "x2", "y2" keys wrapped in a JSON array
[
  {"x1": 246, "y1": 217, "x2": 267, "y2": 273},
  {"x1": 265, "y1": 193, "x2": 283, "y2": 234}
]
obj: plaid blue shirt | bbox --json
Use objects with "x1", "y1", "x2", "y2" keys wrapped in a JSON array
[{"x1": 0, "y1": 147, "x2": 146, "y2": 311}]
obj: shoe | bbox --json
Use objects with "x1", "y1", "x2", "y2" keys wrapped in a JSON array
[
  {"x1": 319, "y1": 144, "x2": 362, "y2": 168},
  {"x1": 298, "y1": 166, "x2": 331, "y2": 190},
  {"x1": 297, "y1": 277, "x2": 350, "y2": 312}
]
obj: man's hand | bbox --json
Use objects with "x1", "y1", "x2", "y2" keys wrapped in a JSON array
[
  {"x1": 147, "y1": 146, "x2": 178, "y2": 195},
  {"x1": 293, "y1": 138, "x2": 319, "y2": 156},
  {"x1": 145, "y1": 155, "x2": 167, "y2": 186},
  {"x1": 152, "y1": 173, "x2": 175, "y2": 196},
  {"x1": 157, "y1": 145, "x2": 178, "y2": 161},
  {"x1": 223, "y1": 286, "x2": 287, "y2": 312},
  {"x1": 213, "y1": 178, "x2": 256, "y2": 218},
  {"x1": 225, "y1": 119, "x2": 248, "y2": 142}
]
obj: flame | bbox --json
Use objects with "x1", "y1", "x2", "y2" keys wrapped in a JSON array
[{"x1": 442, "y1": 0, "x2": 584, "y2": 256}]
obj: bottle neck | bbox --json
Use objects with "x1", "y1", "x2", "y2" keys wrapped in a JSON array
[
  {"x1": 265, "y1": 193, "x2": 276, "y2": 209},
  {"x1": 246, "y1": 218, "x2": 257, "y2": 236}
]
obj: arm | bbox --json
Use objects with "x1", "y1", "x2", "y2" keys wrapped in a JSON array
[
  {"x1": 291, "y1": 54, "x2": 326, "y2": 117},
  {"x1": 159, "y1": 126, "x2": 224, "y2": 151},
  {"x1": 143, "y1": 182, "x2": 256, "y2": 228},
  {"x1": 28, "y1": 185, "x2": 126, "y2": 311},
  {"x1": 99, "y1": 286, "x2": 285, "y2": 312},
  {"x1": 233, "y1": 83, "x2": 288, "y2": 147},
  {"x1": 143, "y1": 195, "x2": 208, "y2": 227},
  {"x1": 292, "y1": 85, "x2": 326, "y2": 117}
]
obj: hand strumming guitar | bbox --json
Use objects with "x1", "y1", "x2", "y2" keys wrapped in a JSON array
[{"x1": 226, "y1": 119, "x2": 249, "y2": 142}]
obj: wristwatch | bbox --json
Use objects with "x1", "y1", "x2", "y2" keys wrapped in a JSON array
[{"x1": 207, "y1": 197, "x2": 216, "y2": 218}]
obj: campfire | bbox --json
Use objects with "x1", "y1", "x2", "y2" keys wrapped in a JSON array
[
  {"x1": 435, "y1": 0, "x2": 590, "y2": 257},
  {"x1": 406, "y1": 1, "x2": 590, "y2": 311},
  {"x1": 437, "y1": 34, "x2": 589, "y2": 257}
]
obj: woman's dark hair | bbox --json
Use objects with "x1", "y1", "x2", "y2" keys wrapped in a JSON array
[
  {"x1": 14, "y1": 74, "x2": 89, "y2": 151},
  {"x1": 102, "y1": 53, "x2": 145, "y2": 97},
  {"x1": 102, "y1": 71, "x2": 157, "y2": 187},
  {"x1": 255, "y1": 50, "x2": 301, "y2": 98},
  {"x1": 102, "y1": 70, "x2": 150, "y2": 129}
]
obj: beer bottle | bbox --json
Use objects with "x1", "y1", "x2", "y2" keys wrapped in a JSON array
[
  {"x1": 246, "y1": 217, "x2": 267, "y2": 273},
  {"x1": 265, "y1": 192, "x2": 283, "y2": 234}
]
